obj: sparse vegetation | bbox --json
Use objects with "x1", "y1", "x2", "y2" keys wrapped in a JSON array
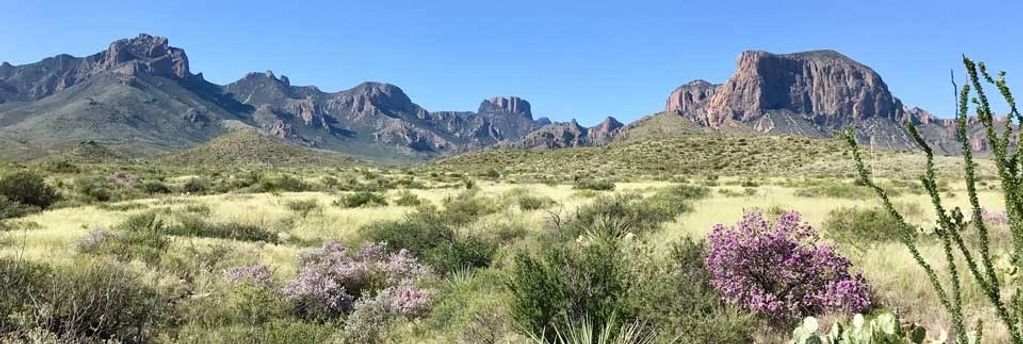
[{"x1": 334, "y1": 191, "x2": 388, "y2": 208}]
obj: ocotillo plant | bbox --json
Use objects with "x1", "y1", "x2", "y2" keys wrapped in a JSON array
[{"x1": 845, "y1": 56, "x2": 1023, "y2": 344}]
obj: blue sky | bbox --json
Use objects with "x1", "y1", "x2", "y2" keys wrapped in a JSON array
[{"x1": 1, "y1": 0, "x2": 1020, "y2": 125}]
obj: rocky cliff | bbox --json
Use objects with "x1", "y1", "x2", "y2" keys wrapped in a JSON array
[
  {"x1": 658, "y1": 49, "x2": 980, "y2": 154},
  {"x1": 505, "y1": 116, "x2": 624, "y2": 149}
]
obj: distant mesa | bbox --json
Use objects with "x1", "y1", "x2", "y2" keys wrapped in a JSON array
[{"x1": 656, "y1": 49, "x2": 982, "y2": 154}]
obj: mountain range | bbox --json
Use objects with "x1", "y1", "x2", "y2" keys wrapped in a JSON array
[{"x1": 0, "y1": 34, "x2": 988, "y2": 163}]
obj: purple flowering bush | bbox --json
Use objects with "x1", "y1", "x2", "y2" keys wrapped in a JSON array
[
  {"x1": 281, "y1": 241, "x2": 432, "y2": 321},
  {"x1": 979, "y1": 208, "x2": 1009, "y2": 226},
  {"x1": 705, "y1": 211, "x2": 872, "y2": 321},
  {"x1": 225, "y1": 264, "x2": 273, "y2": 287}
]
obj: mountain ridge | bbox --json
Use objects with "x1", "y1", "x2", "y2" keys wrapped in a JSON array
[{"x1": 0, "y1": 33, "x2": 983, "y2": 163}]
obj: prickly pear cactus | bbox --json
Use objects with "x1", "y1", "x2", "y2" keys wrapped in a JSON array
[{"x1": 789, "y1": 312, "x2": 951, "y2": 344}]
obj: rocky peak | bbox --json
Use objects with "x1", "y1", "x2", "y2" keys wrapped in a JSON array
[
  {"x1": 334, "y1": 82, "x2": 424, "y2": 118},
  {"x1": 101, "y1": 33, "x2": 191, "y2": 79},
  {"x1": 689, "y1": 49, "x2": 899, "y2": 128},
  {"x1": 479, "y1": 96, "x2": 532, "y2": 118},
  {"x1": 345, "y1": 82, "x2": 413, "y2": 106},
  {"x1": 903, "y1": 106, "x2": 937, "y2": 125},
  {"x1": 506, "y1": 118, "x2": 588, "y2": 149},
  {"x1": 588, "y1": 116, "x2": 624, "y2": 145},
  {"x1": 592, "y1": 116, "x2": 623, "y2": 132},
  {"x1": 666, "y1": 79, "x2": 719, "y2": 113}
]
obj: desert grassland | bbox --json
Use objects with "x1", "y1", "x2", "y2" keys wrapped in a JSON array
[
  {"x1": 655, "y1": 180, "x2": 1010, "y2": 341},
  {"x1": 0, "y1": 173, "x2": 1006, "y2": 339}
]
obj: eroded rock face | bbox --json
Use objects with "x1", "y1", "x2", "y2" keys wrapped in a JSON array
[
  {"x1": 903, "y1": 106, "x2": 936, "y2": 125},
  {"x1": 666, "y1": 80, "x2": 718, "y2": 113},
  {"x1": 481, "y1": 96, "x2": 531, "y2": 116},
  {"x1": 669, "y1": 50, "x2": 901, "y2": 129},
  {"x1": 511, "y1": 120, "x2": 588, "y2": 149},
  {"x1": 102, "y1": 34, "x2": 191, "y2": 79},
  {"x1": 588, "y1": 116, "x2": 624, "y2": 145},
  {"x1": 0, "y1": 34, "x2": 195, "y2": 102},
  {"x1": 476, "y1": 96, "x2": 542, "y2": 140}
]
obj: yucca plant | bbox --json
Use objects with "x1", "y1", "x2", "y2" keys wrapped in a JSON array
[
  {"x1": 844, "y1": 56, "x2": 1023, "y2": 343},
  {"x1": 527, "y1": 314, "x2": 663, "y2": 344}
]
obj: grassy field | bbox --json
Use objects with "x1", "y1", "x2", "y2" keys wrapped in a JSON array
[
  {"x1": 0, "y1": 166, "x2": 1014, "y2": 342},
  {"x1": 0, "y1": 133, "x2": 1016, "y2": 343}
]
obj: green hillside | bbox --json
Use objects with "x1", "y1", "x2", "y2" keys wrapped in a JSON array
[
  {"x1": 433, "y1": 135, "x2": 987, "y2": 178},
  {"x1": 160, "y1": 129, "x2": 357, "y2": 167}
]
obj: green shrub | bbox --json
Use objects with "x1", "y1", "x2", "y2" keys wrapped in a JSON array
[
  {"x1": 77, "y1": 212, "x2": 170, "y2": 264},
  {"x1": 183, "y1": 177, "x2": 210, "y2": 194},
  {"x1": 362, "y1": 211, "x2": 495, "y2": 274},
  {"x1": 0, "y1": 171, "x2": 59, "y2": 209},
  {"x1": 258, "y1": 174, "x2": 310, "y2": 192},
  {"x1": 74, "y1": 176, "x2": 114, "y2": 202},
  {"x1": 142, "y1": 180, "x2": 172, "y2": 194},
  {"x1": 572, "y1": 178, "x2": 616, "y2": 191},
  {"x1": 0, "y1": 195, "x2": 41, "y2": 220},
  {"x1": 0, "y1": 258, "x2": 51, "y2": 334},
  {"x1": 624, "y1": 239, "x2": 752, "y2": 343},
  {"x1": 393, "y1": 190, "x2": 424, "y2": 207},
  {"x1": 507, "y1": 233, "x2": 629, "y2": 340},
  {"x1": 425, "y1": 269, "x2": 519, "y2": 343},
  {"x1": 227, "y1": 283, "x2": 291, "y2": 326},
  {"x1": 174, "y1": 319, "x2": 336, "y2": 344},
  {"x1": 517, "y1": 195, "x2": 554, "y2": 211},
  {"x1": 334, "y1": 191, "x2": 388, "y2": 208},
  {"x1": 284, "y1": 199, "x2": 321, "y2": 217},
  {"x1": 167, "y1": 215, "x2": 279, "y2": 243},
  {"x1": 645, "y1": 185, "x2": 709, "y2": 215},
  {"x1": 42, "y1": 160, "x2": 81, "y2": 174},
  {"x1": 823, "y1": 207, "x2": 912, "y2": 246},
  {"x1": 793, "y1": 181, "x2": 893, "y2": 200},
  {"x1": 0, "y1": 260, "x2": 169, "y2": 342},
  {"x1": 440, "y1": 190, "x2": 500, "y2": 226},
  {"x1": 557, "y1": 192, "x2": 695, "y2": 240}
]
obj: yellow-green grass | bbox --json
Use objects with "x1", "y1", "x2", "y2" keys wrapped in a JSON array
[
  {"x1": 1, "y1": 178, "x2": 1014, "y2": 340},
  {"x1": 651, "y1": 180, "x2": 1009, "y2": 341},
  {"x1": 0, "y1": 182, "x2": 603, "y2": 271}
]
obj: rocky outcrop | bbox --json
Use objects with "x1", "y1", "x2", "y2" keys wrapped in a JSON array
[
  {"x1": 656, "y1": 49, "x2": 1012, "y2": 154},
  {"x1": 0, "y1": 34, "x2": 198, "y2": 103},
  {"x1": 510, "y1": 120, "x2": 588, "y2": 149},
  {"x1": 481, "y1": 96, "x2": 531, "y2": 115},
  {"x1": 101, "y1": 34, "x2": 191, "y2": 79},
  {"x1": 475, "y1": 96, "x2": 543, "y2": 140},
  {"x1": 666, "y1": 80, "x2": 718, "y2": 113},
  {"x1": 669, "y1": 50, "x2": 901, "y2": 129},
  {"x1": 505, "y1": 116, "x2": 624, "y2": 149},
  {"x1": 588, "y1": 116, "x2": 624, "y2": 145},
  {"x1": 225, "y1": 69, "x2": 547, "y2": 154}
]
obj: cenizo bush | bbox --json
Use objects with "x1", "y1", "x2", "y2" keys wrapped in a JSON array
[
  {"x1": 705, "y1": 211, "x2": 872, "y2": 322},
  {"x1": 281, "y1": 241, "x2": 432, "y2": 321}
]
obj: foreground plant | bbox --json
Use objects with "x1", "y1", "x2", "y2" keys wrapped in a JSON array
[
  {"x1": 790, "y1": 312, "x2": 955, "y2": 344},
  {"x1": 281, "y1": 241, "x2": 432, "y2": 321},
  {"x1": 844, "y1": 57, "x2": 1022, "y2": 343},
  {"x1": 705, "y1": 211, "x2": 872, "y2": 322},
  {"x1": 526, "y1": 314, "x2": 660, "y2": 344}
]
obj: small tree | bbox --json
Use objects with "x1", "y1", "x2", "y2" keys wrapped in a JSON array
[
  {"x1": 845, "y1": 56, "x2": 1023, "y2": 344},
  {"x1": 0, "y1": 171, "x2": 59, "y2": 209}
]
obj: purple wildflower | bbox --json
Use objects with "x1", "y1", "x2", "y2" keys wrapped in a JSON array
[
  {"x1": 980, "y1": 208, "x2": 1009, "y2": 226},
  {"x1": 705, "y1": 211, "x2": 872, "y2": 321},
  {"x1": 225, "y1": 264, "x2": 273, "y2": 286},
  {"x1": 281, "y1": 241, "x2": 433, "y2": 320}
]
